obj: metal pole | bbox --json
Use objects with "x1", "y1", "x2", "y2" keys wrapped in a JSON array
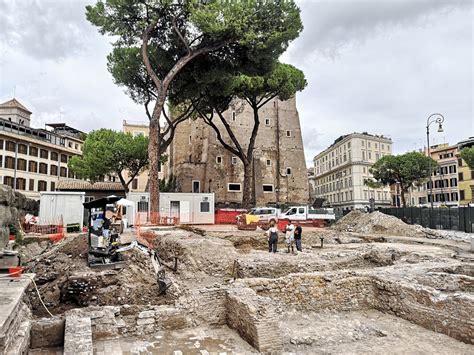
[{"x1": 427, "y1": 125, "x2": 432, "y2": 208}]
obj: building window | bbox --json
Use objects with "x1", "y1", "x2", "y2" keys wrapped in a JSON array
[
  {"x1": 29, "y1": 179, "x2": 35, "y2": 191},
  {"x1": 232, "y1": 111, "x2": 236, "y2": 121},
  {"x1": 368, "y1": 142, "x2": 371, "y2": 148},
  {"x1": 6, "y1": 141, "x2": 15, "y2": 152},
  {"x1": 228, "y1": 183, "x2": 242, "y2": 192},
  {"x1": 18, "y1": 144, "x2": 27, "y2": 154},
  {"x1": 28, "y1": 161, "x2": 37, "y2": 173},
  {"x1": 459, "y1": 172, "x2": 464, "y2": 181},
  {"x1": 458, "y1": 158, "x2": 463, "y2": 167},
  {"x1": 51, "y1": 181, "x2": 56, "y2": 191},
  {"x1": 17, "y1": 159, "x2": 27, "y2": 171},
  {"x1": 3, "y1": 176, "x2": 14, "y2": 188},
  {"x1": 265, "y1": 118, "x2": 270, "y2": 126},
  {"x1": 263, "y1": 184, "x2": 274, "y2": 193},
  {"x1": 0, "y1": 139, "x2": 3, "y2": 149},
  {"x1": 37, "y1": 180, "x2": 47, "y2": 192},
  {"x1": 459, "y1": 190, "x2": 465, "y2": 200},
  {"x1": 5, "y1": 156, "x2": 15, "y2": 169},
  {"x1": 50, "y1": 165, "x2": 58, "y2": 176},
  {"x1": 51, "y1": 152, "x2": 58, "y2": 161},
  {"x1": 192, "y1": 180, "x2": 201, "y2": 193},
  {"x1": 286, "y1": 167, "x2": 292, "y2": 176},
  {"x1": 29, "y1": 146, "x2": 38, "y2": 157},
  {"x1": 60, "y1": 167, "x2": 67, "y2": 177},
  {"x1": 39, "y1": 163, "x2": 48, "y2": 174},
  {"x1": 0, "y1": 155, "x2": 2, "y2": 168},
  {"x1": 286, "y1": 130, "x2": 291, "y2": 137},
  {"x1": 132, "y1": 179, "x2": 138, "y2": 190},
  {"x1": 266, "y1": 159, "x2": 271, "y2": 167},
  {"x1": 40, "y1": 149, "x2": 49, "y2": 159},
  {"x1": 231, "y1": 156, "x2": 238, "y2": 165},
  {"x1": 362, "y1": 151, "x2": 365, "y2": 160},
  {"x1": 216, "y1": 156, "x2": 222, "y2": 164},
  {"x1": 60, "y1": 154, "x2": 68, "y2": 163},
  {"x1": 200, "y1": 201, "x2": 210, "y2": 212},
  {"x1": 15, "y1": 178, "x2": 26, "y2": 190}
]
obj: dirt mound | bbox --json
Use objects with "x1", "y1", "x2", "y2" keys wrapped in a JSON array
[
  {"x1": 25, "y1": 234, "x2": 173, "y2": 316},
  {"x1": 332, "y1": 211, "x2": 426, "y2": 237}
]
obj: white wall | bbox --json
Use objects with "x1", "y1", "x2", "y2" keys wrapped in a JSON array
[{"x1": 39, "y1": 192, "x2": 85, "y2": 227}]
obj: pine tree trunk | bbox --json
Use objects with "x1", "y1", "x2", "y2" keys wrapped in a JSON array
[
  {"x1": 400, "y1": 189, "x2": 407, "y2": 208},
  {"x1": 149, "y1": 97, "x2": 165, "y2": 214},
  {"x1": 242, "y1": 161, "x2": 253, "y2": 209}
]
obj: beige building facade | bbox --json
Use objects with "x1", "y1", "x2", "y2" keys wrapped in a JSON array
[
  {"x1": 0, "y1": 99, "x2": 84, "y2": 200},
  {"x1": 313, "y1": 132, "x2": 392, "y2": 211},
  {"x1": 168, "y1": 97, "x2": 310, "y2": 206}
]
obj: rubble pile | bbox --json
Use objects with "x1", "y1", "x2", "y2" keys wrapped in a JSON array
[
  {"x1": 25, "y1": 235, "x2": 173, "y2": 316},
  {"x1": 332, "y1": 211, "x2": 427, "y2": 237}
]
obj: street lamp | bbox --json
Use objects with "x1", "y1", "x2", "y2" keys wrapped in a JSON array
[{"x1": 426, "y1": 113, "x2": 444, "y2": 208}]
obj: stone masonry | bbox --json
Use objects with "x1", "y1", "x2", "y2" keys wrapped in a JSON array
[{"x1": 169, "y1": 96, "x2": 310, "y2": 206}]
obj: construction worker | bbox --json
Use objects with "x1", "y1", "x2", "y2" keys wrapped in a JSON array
[
  {"x1": 285, "y1": 220, "x2": 295, "y2": 254},
  {"x1": 294, "y1": 222, "x2": 303, "y2": 252},
  {"x1": 265, "y1": 220, "x2": 279, "y2": 253}
]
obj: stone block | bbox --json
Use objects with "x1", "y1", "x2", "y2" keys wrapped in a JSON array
[{"x1": 30, "y1": 317, "x2": 65, "y2": 349}]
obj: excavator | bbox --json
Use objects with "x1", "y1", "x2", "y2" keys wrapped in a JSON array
[{"x1": 83, "y1": 196, "x2": 172, "y2": 294}]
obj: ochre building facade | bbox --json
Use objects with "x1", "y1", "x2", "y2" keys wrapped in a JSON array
[{"x1": 168, "y1": 97, "x2": 309, "y2": 206}]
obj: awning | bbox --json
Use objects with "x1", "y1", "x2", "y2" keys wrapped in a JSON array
[{"x1": 116, "y1": 198, "x2": 134, "y2": 207}]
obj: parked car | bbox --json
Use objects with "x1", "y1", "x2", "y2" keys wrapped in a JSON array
[
  {"x1": 247, "y1": 207, "x2": 281, "y2": 224},
  {"x1": 279, "y1": 206, "x2": 335, "y2": 222}
]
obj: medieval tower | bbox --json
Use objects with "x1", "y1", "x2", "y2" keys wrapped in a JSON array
[{"x1": 168, "y1": 96, "x2": 309, "y2": 206}]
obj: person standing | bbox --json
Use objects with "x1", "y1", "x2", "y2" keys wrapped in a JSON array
[
  {"x1": 294, "y1": 223, "x2": 303, "y2": 252},
  {"x1": 285, "y1": 220, "x2": 295, "y2": 254},
  {"x1": 266, "y1": 220, "x2": 279, "y2": 253}
]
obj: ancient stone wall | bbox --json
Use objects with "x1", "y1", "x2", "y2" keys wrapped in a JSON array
[
  {"x1": 240, "y1": 272, "x2": 474, "y2": 345},
  {"x1": 170, "y1": 97, "x2": 310, "y2": 206},
  {"x1": 65, "y1": 305, "x2": 191, "y2": 339},
  {"x1": 226, "y1": 288, "x2": 283, "y2": 353},
  {"x1": 241, "y1": 273, "x2": 376, "y2": 311},
  {"x1": 0, "y1": 185, "x2": 39, "y2": 247}
]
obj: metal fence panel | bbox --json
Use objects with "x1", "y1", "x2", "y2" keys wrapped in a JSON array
[{"x1": 378, "y1": 206, "x2": 473, "y2": 233}]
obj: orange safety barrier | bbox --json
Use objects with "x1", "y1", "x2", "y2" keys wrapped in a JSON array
[
  {"x1": 215, "y1": 209, "x2": 247, "y2": 224},
  {"x1": 21, "y1": 216, "x2": 65, "y2": 242}
]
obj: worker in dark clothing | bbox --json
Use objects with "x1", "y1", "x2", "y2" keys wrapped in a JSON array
[
  {"x1": 265, "y1": 220, "x2": 279, "y2": 253},
  {"x1": 294, "y1": 223, "x2": 302, "y2": 252}
]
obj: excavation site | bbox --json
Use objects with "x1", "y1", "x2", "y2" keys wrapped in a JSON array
[{"x1": 1, "y1": 211, "x2": 473, "y2": 354}]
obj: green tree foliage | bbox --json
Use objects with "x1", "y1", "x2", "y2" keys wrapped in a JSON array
[
  {"x1": 369, "y1": 152, "x2": 437, "y2": 207},
  {"x1": 69, "y1": 129, "x2": 148, "y2": 193},
  {"x1": 460, "y1": 146, "x2": 474, "y2": 169},
  {"x1": 86, "y1": 0, "x2": 302, "y2": 213},
  {"x1": 185, "y1": 61, "x2": 306, "y2": 207}
]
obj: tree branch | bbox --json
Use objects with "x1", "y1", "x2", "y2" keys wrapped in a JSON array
[
  {"x1": 141, "y1": 22, "x2": 161, "y2": 90},
  {"x1": 257, "y1": 93, "x2": 278, "y2": 109},
  {"x1": 197, "y1": 109, "x2": 241, "y2": 158},
  {"x1": 215, "y1": 108, "x2": 245, "y2": 157},
  {"x1": 172, "y1": 16, "x2": 190, "y2": 54}
]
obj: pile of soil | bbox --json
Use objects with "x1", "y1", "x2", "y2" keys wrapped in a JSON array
[
  {"x1": 25, "y1": 234, "x2": 173, "y2": 316},
  {"x1": 332, "y1": 211, "x2": 427, "y2": 238}
]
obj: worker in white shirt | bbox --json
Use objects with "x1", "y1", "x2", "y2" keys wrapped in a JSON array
[{"x1": 285, "y1": 220, "x2": 295, "y2": 254}]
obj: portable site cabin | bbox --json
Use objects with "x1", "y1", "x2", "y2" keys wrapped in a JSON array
[
  {"x1": 126, "y1": 192, "x2": 215, "y2": 224},
  {"x1": 39, "y1": 192, "x2": 85, "y2": 228}
]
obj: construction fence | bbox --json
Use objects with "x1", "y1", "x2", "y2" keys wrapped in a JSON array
[{"x1": 378, "y1": 206, "x2": 474, "y2": 233}]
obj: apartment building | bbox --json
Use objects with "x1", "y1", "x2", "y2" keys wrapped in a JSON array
[
  {"x1": 0, "y1": 99, "x2": 84, "y2": 199},
  {"x1": 425, "y1": 143, "x2": 459, "y2": 206},
  {"x1": 168, "y1": 97, "x2": 309, "y2": 206},
  {"x1": 313, "y1": 132, "x2": 392, "y2": 211},
  {"x1": 457, "y1": 137, "x2": 474, "y2": 205}
]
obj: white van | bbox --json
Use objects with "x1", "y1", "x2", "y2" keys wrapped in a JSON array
[{"x1": 248, "y1": 207, "x2": 281, "y2": 224}]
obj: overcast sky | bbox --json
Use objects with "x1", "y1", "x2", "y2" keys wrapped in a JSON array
[{"x1": 1, "y1": 0, "x2": 473, "y2": 166}]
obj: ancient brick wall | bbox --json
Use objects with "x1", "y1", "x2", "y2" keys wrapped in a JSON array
[
  {"x1": 170, "y1": 97, "x2": 310, "y2": 206},
  {"x1": 226, "y1": 288, "x2": 283, "y2": 352}
]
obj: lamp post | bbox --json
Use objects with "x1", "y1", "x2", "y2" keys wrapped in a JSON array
[{"x1": 426, "y1": 113, "x2": 444, "y2": 208}]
